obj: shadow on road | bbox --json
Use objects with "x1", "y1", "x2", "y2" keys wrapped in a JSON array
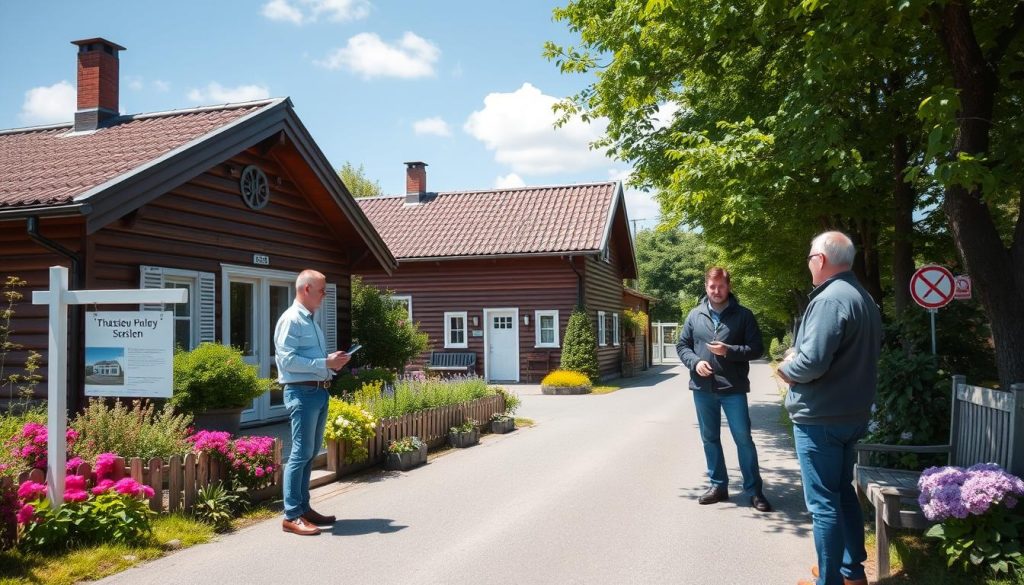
[{"x1": 329, "y1": 518, "x2": 408, "y2": 536}]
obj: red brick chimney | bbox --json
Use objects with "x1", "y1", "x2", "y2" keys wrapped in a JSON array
[
  {"x1": 71, "y1": 38, "x2": 125, "y2": 132},
  {"x1": 405, "y1": 161, "x2": 427, "y2": 204}
]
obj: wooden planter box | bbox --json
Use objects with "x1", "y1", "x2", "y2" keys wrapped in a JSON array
[
  {"x1": 383, "y1": 444, "x2": 428, "y2": 471},
  {"x1": 489, "y1": 418, "x2": 515, "y2": 434},
  {"x1": 541, "y1": 384, "x2": 592, "y2": 395},
  {"x1": 448, "y1": 429, "x2": 480, "y2": 448}
]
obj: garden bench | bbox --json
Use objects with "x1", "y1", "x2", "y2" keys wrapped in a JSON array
[
  {"x1": 523, "y1": 351, "x2": 552, "y2": 382},
  {"x1": 425, "y1": 351, "x2": 476, "y2": 376},
  {"x1": 854, "y1": 375, "x2": 1024, "y2": 579}
]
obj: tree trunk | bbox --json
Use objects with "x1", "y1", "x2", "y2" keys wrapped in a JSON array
[
  {"x1": 933, "y1": 1, "x2": 1024, "y2": 388},
  {"x1": 892, "y1": 134, "x2": 915, "y2": 317}
]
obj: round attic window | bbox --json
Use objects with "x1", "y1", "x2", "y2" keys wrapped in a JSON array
[{"x1": 240, "y1": 165, "x2": 270, "y2": 210}]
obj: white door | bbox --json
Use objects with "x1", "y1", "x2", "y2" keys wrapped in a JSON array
[{"x1": 485, "y1": 309, "x2": 519, "y2": 382}]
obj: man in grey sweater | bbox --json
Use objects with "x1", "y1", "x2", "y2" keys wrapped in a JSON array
[{"x1": 778, "y1": 232, "x2": 881, "y2": 585}]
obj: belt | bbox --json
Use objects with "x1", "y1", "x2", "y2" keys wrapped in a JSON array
[{"x1": 289, "y1": 380, "x2": 331, "y2": 389}]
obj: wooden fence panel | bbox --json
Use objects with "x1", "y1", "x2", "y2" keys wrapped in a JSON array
[
  {"x1": 148, "y1": 457, "x2": 162, "y2": 512},
  {"x1": 130, "y1": 458, "x2": 143, "y2": 484},
  {"x1": 167, "y1": 455, "x2": 181, "y2": 512},
  {"x1": 183, "y1": 453, "x2": 197, "y2": 511}
]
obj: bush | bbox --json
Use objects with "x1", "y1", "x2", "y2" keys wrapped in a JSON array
[
  {"x1": 622, "y1": 309, "x2": 649, "y2": 340},
  {"x1": 186, "y1": 431, "x2": 276, "y2": 492},
  {"x1": 495, "y1": 386, "x2": 521, "y2": 415},
  {"x1": 171, "y1": 343, "x2": 274, "y2": 413},
  {"x1": 330, "y1": 367, "x2": 396, "y2": 398},
  {"x1": 387, "y1": 436, "x2": 424, "y2": 454},
  {"x1": 71, "y1": 399, "x2": 193, "y2": 461},
  {"x1": 450, "y1": 419, "x2": 478, "y2": 434},
  {"x1": 192, "y1": 482, "x2": 247, "y2": 533},
  {"x1": 363, "y1": 377, "x2": 494, "y2": 420},
  {"x1": 541, "y1": 370, "x2": 592, "y2": 388},
  {"x1": 768, "y1": 332, "x2": 793, "y2": 362},
  {"x1": 560, "y1": 306, "x2": 599, "y2": 383},
  {"x1": 866, "y1": 348, "x2": 949, "y2": 470},
  {"x1": 323, "y1": 399, "x2": 377, "y2": 463},
  {"x1": 350, "y1": 277, "x2": 430, "y2": 372}
]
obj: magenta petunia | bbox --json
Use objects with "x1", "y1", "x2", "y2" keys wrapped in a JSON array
[
  {"x1": 66, "y1": 456, "x2": 84, "y2": 474},
  {"x1": 64, "y1": 474, "x2": 87, "y2": 491},
  {"x1": 93, "y1": 452, "x2": 119, "y2": 480},
  {"x1": 113, "y1": 477, "x2": 143, "y2": 496},
  {"x1": 17, "y1": 481, "x2": 47, "y2": 501},
  {"x1": 64, "y1": 489, "x2": 89, "y2": 503},
  {"x1": 16, "y1": 503, "x2": 34, "y2": 525},
  {"x1": 91, "y1": 479, "x2": 115, "y2": 495}
]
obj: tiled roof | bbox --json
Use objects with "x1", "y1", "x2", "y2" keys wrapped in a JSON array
[
  {"x1": 356, "y1": 182, "x2": 619, "y2": 259},
  {"x1": 0, "y1": 101, "x2": 273, "y2": 209}
]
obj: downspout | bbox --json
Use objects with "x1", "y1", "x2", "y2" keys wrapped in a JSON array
[
  {"x1": 26, "y1": 216, "x2": 84, "y2": 414},
  {"x1": 566, "y1": 255, "x2": 584, "y2": 306}
]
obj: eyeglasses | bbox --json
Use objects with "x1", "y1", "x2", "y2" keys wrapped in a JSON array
[{"x1": 806, "y1": 253, "x2": 823, "y2": 262}]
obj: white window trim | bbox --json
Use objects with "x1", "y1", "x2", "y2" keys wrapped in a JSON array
[
  {"x1": 163, "y1": 275, "x2": 199, "y2": 350},
  {"x1": 534, "y1": 310, "x2": 560, "y2": 348},
  {"x1": 391, "y1": 295, "x2": 413, "y2": 321},
  {"x1": 444, "y1": 311, "x2": 468, "y2": 349},
  {"x1": 612, "y1": 313, "x2": 620, "y2": 346},
  {"x1": 597, "y1": 310, "x2": 607, "y2": 346}
]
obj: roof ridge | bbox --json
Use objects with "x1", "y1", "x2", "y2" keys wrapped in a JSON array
[{"x1": 358, "y1": 180, "x2": 618, "y2": 201}]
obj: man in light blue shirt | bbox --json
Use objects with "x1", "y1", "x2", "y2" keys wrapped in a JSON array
[{"x1": 275, "y1": 269, "x2": 349, "y2": 536}]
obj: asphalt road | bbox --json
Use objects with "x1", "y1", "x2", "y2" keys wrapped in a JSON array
[{"x1": 97, "y1": 362, "x2": 816, "y2": 585}]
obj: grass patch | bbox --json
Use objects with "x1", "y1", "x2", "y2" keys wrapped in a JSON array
[
  {"x1": 590, "y1": 385, "x2": 620, "y2": 395},
  {"x1": 867, "y1": 529, "x2": 1024, "y2": 585},
  {"x1": 0, "y1": 514, "x2": 215, "y2": 585},
  {"x1": 514, "y1": 417, "x2": 535, "y2": 427},
  {"x1": 231, "y1": 501, "x2": 281, "y2": 530}
]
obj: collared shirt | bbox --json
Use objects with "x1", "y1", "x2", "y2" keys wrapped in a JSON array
[{"x1": 274, "y1": 301, "x2": 330, "y2": 384}]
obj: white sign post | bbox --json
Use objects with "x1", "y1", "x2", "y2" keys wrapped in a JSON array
[
  {"x1": 910, "y1": 265, "x2": 955, "y2": 356},
  {"x1": 32, "y1": 266, "x2": 186, "y2": 507}
]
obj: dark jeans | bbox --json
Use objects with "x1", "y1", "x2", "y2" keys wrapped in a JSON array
[
  {"x1": 692, "y1": 391, "x2": 763, "y2": 493},
  {"x1": 283, "y1": 384, "x2": 329, "y2": 520},
  {"x1": 793, "y1": 422, "x2": 869, "y2": 585}
]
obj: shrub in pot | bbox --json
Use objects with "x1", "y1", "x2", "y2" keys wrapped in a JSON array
[
  {"x1": 171, "y1": 343, "x2": 274, "y2": 434},
  {"x1": 384, "y1": 436, "x2": 427, "y2": 471},
  {"x1": 541, "y1": 370, "x2": 593, "y2": 395},
  {"x1": 489, "y1": 413, "x2": 515, "y2": 434},
  {"x1": 448, "y1": 419, "x2": 479, "y2": 448}
]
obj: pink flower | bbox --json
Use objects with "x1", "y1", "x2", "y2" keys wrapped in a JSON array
[
  {"x1": 265, "y1": 465, "x2": 273, "y2": 474},
  {"x1": 64, "y1": 489, "x2": 88, "y2": 503},
  {"x1": 114, "y1": 478, "x2": 143, "y2": 496},
  {"x1": 65, "y1": 428, "x2": 79, "y2": 446},
  {"x1": 94, "y1": 452, "x2": 119, "y2": 480},
  {"x1": 16, "y1": 503, "x2": 34, "y2": 525},
  {"x1": 17, "y1": 481, "x2": 47, "y2": 501},
  {"x1": 141, "y1": 485, "x2": 155, "y2": 499},
  {"x1": 254, "y1": 467, "x2": 265, "y2": 477},
  {"x1": 66, "y1": 456, "x2": 84, "y2": 474},
  {"x1": 91, "y1": 479, "x2": 115, "y2": 495},
  {"x1": 65, "y1": 474, "x2": 87, "y2": 491}
]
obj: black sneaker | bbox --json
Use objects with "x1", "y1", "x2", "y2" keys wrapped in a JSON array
[
  {"x1": 751, "y1": 492, "x2": 773, "y2": 512},
  {"x1": 698, "y1": 486, "x2": 729, "y2": 505}
]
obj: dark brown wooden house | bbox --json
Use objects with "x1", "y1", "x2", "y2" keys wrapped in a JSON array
[
  {"x1": 356, "y1": 163, "x2": 648, "y2": 382},
  {"x1": 0, "y1": 38, "x2": 395, "y2": 424}
]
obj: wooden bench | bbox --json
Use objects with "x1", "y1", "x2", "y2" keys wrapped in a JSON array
[
  {"x1": 523, "y1": 352, "x2": 552, "y2": 382},
  {"x1": 425, "y1": 351, "x2": 476, "y2": 376},
  {"x1": 854, "y1": 375, "x2": 1024, "y2": 579}
]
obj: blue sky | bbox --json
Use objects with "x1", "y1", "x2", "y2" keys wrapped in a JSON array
[{"x1": 0, "y1": 0, "x2": 661, "y2": 229}]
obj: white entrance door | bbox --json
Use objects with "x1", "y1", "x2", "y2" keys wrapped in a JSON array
[
  {"x1": 223, "y1": 266, "x2": 297, "y2": 424},
  {"x1": 485, "y1": 308, "x2": 519, "y2": 382}
]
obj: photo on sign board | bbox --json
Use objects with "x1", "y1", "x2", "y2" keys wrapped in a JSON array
[{"x1": 84, "y1": 347, "x2": 125, "y2": 386}]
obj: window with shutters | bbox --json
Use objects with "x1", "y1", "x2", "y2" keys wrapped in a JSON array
[
  {"x1": 140, "y1": 266, "x2": 215, "y2": 349},
  {"x1": 612, "y1": 313, "x2": 620, "y2": 346}
]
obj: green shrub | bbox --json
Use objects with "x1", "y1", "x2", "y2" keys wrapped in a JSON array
[
  {"x1": 387, "y1": 436, "x2": 424, "y2": 454},
  {"x1": 71, "y1": 399, "x2": 193, "y2": 461},
  {"x1": 560, "y1": 306, "x2": 599, "y2": 383},
  {"x1": 450, "y1": 419, "x2": 478, "y2": 434},
  {"x1": 364, "y1": 377, "x2": 494, "y2": 420},
  {"x1": 622, "y1": 309, "x2": 649, "y2": 339},
  {"x1": 192, "y1": 483, "x2": 247, "y2": 533},
  {"x1": 323, "y1": 399, "x2": 377, "y2": 463},
  {"x1": 171, "y1": 343, "x2": 274, "y2": 413},
  {"x1": 350, "y1": 277, "x2": 430, "y2": 372},
  {"x1": 330, "y1": 367, "x2": 396, "y2": 398},
  {"x1": 867, "y1": 348, "x2": 949, "y2": 470},
  {"x1": 495, "y1": 386, "x2": 521, "y2": 415}
]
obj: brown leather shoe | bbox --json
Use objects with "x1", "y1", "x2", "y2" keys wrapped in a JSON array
[
  {"x1": 282, "y1": 517, "x2": 321, "y2": 536},
  {"x1": 302, "y1": 508, "x2": 337, "y2": 525},
  {"x1": 811, "y1": 565, "x2": 868, "y2": 585}
]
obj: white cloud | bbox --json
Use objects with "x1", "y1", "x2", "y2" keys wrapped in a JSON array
[
  {"x1": 153, "y1": 80, "x2": 171, "y2": 92},
  {"x1": 127, "y1": 76, "x2": 144, "y2": 91},
  {"x1": 263, "y1": 0, "x2": 370, "y2": 24},
  {"x1": 608, "y1": 168, "x2": 661, "y2": 227},
  {"x1": 652, "y1": 101, "x2": 680, "y2": 130},
  {"x1": 413, "y1": 116, "x2": 451, "y2": 137},
  {"x1": 187, "y1": 82, "x2": 271, "y2": 104},
  {"x1": 316, "y1": 32, "x2": 439, "y2": 79},
  {"x1": 495, "y1": 173, "x2": 525, "y2": 189},
  {"x1": 463, "y1": 82, "x2": 608, "y2": 175},
  {"x1": 19, "y1": 81, "x2": 75, "y2": 125}
]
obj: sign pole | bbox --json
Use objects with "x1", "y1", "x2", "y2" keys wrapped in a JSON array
[
  {"x1": 929, "y1": 308, "x2": 937, "y2": 356},
  {"x1": 46, "y1": 266, "x2": 69, "y2": 506}
]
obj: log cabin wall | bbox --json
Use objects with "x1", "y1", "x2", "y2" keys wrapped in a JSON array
[{"x1": 584, "y1": 241, "x2": 627, "y2": 380}]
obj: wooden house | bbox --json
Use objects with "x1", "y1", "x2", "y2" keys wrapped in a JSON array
[
  {"x1": 0, "y1": 38, "x2": 395, "y2": 424},
  {"x1": 357, "y1": 163, "x2": 650, "y2": 382}
]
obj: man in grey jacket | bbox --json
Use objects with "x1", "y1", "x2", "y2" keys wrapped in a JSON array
[
  {"x1": 778, "y1": 232, "x2": 881, "y2": 585},
  {"x1": 677, "y1": 267, "x2": 771, "y2": 512}
]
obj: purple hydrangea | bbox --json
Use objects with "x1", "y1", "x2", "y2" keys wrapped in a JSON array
[{"x1": 918, "y1": 463, "x2": 1024, "y2": 521}]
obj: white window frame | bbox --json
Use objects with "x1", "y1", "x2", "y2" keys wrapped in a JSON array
[
  {"x1": 444, "y1": 311, "x2": 468, "y2": 349},
  {"x1": 164, "y1": 275, "x2": 198, "y2": 350},
  {"x1": 597, "y1": 310, "x2": 607, "y2": 346},
  {"x1": 391, "y1": 295, "x2": 413, "y2": 321},
  {"x1": 534, "y1": 310, "x2": 560, "y2": 348},
  {"x1": 612, "y1": 313, "x2": 620, "y2": 346}
]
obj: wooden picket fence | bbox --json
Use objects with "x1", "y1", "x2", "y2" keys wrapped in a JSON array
[
  {"x1": 326, "y1": 393, "x2": 505, "y2": 475},
  {"x1": 13, "y1": 438, "x2": 283, "y2": 514}
]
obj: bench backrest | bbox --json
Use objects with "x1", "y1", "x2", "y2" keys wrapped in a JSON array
[
  {"x1": 429, "y1": 351, "x2": 476, "y2": 367},
  {"x1": 950, "y1": 375, "x2": 1024, "y2": 474}
]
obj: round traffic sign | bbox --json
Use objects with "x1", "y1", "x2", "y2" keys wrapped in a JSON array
[{"x1": 910, "y1": 265, "x2": 955, "y2": 309}]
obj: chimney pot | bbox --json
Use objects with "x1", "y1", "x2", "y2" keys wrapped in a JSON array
[
  {"x1": 404, "y1": 161, "x2": 428, "y2": 204},
  {"x1": 71, "y1": 38, "x2": 125, "y2": 132}
]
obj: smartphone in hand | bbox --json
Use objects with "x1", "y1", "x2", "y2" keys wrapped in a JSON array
[{"x1": 346, "y1": 344, "x2": 362, "y2": 356}]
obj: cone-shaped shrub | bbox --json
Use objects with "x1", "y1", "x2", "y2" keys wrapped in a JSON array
[{"x1": 560, "y1": 306, "x2": 599, "y2": 383}]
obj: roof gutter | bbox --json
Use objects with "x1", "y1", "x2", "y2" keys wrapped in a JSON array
[
  {"x1": 0, "y1": 203, "x2": 92, "y2": 221},
  {"x1": 26, "y1": 216, "x2": 84, "y2": 414}
]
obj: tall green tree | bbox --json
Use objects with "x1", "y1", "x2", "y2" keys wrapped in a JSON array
[
  {"x1": 338, "y1": 162, "x2": 383, "y2": 198},
  {"x1": 548, "y1": 0, "x2": 1024, "y2": 387},
  {"x1": 350, "y1": 276, "x2": 429, "y2": 372},
  {"x1": 634, "y1": 229, "x2": 711, "y2": 322}
]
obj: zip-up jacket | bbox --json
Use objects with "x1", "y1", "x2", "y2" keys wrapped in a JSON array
[{"x1": 676, "y1": 295, "x2": 764, "y2": 394}]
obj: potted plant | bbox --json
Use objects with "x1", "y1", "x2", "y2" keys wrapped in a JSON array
[
  {"x1": 171, "y1": 343, "x2": 274, "y2": 434},
  {"x1": 489, "y1": 413, "x2": 515, "y2": 434},
  {"x1": 540, "y1": 370, "x2": 593, "y2": 395},
  {"x1": 384, "y1": 436, "x2": 427, "y2": 471},
  {"x1": 448, "y1": 418, "x2": 480, "y2": 448}
]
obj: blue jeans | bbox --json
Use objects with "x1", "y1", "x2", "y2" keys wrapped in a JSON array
[
  {"x1": 692, "y1": 391, "x2": 763, "y2": 493},
  {"x1": 793, "y1": 423, "x2": 868, "y2": 585},
  {"x1": 283, "y1": 384, "x2": 329, "y2": 520}
]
